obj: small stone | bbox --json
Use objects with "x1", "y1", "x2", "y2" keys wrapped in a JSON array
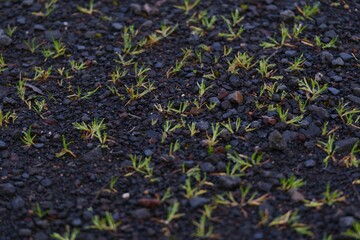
[
  {"x1": 324, "y1": 30, "x2": 337, "y2": 38},
  {"x1": 130, "y1": 3, "x2": 141, "y2": 14},
  {"x1": 0, "y1": 34, "x2": 12, "y2": 46},
  {"x1": 258, "y1": 181, "x2": 273, "y2": 192},
  {"x1": 122, "y1": 192, "x2": 130, "y2": 199},
  {"x1": 227, "y1": 91, "x2": 244, "y2": 105},
  {"x1": 308, "y1": 105, "x2": 330, "y2": 120},
  {"x1": 0, "y1": 183, "x2": 16, "y2": 196},
  {"x1": 229, "y1": 75, "x2": 241, "y2": 88},
  {"x1": 327, "y1": 87, "x2": 340, "y2": 95},
  {"x1": 22, "y1": 0, "x2": 34, "y2": 6},
  {"x1": 221, "y1": 100, "x2": 232, "y2": 110},
  {"x1": 200, "y1": 162, "x2": 215, "y2": 173},
  {"x1": 19, "y1": 228, "x2": 32, "y2": 237},
  {"x1": 347, "y1": 95, "x2": 360, "y2": 105},
  {"x1": 289, "y1": 189, "x2": 305, "y2": 202},
  {"x1": 285, "y1": 50, "x2": 297, "y2": 57},
  {"x1": 304, "y1": 159, "x2": 316, "y2": 168},
  {"x1": 45, "y1": 30, "x2": 62, "y2": 40},
  {"x1": 331, "y1": 57, "x2": 344, "y2": 66},
  {"x1": 83, "y1": 147, "x2": 102, "y2": 161},
  {"x1": 217, "y1": 176, "x2": 241, "y2": 190},
  {"x1": 72, "y1": 218, "x2": 82, "y2": 227},
  {"x1": 320, "y1": 51, "x2": 334, "y2": 63},
  {"x1": 34, "y1": 24, "x2": 45, "y2": 31},
  {"x1": 0, "y1": 140, "x2": 6, "y2": 149},
  {"x1": 196, "y1": 121, "x2": 209, "y2": 130},
  {"x1": 111, "y1": 23, "x2": 123, "y2": 30},
  {"x1": 17, "y1": 16, "x2": 26, "y2": 24},
  {"x1": 353, "y1": 87, "x2": 360, "y2": 97},
  {"x1": 339, "y1": 216, "x2": 355, "y2": 227},
  {"x1": 339, "y1": 53, "x2": 353, "y2": 61},
  {"x1": 11, "y1": 196, "x2": 25, "y2": 210},
  {"x1": 144, "y1": 149, "x2": 153, "y2": 156},
  {"x1": 268, "y1": 130, "x2": 287, "y2": 150},
  {"x1": 40, "y1": 178, "x2": 52, "y2": 187},
  {"x1": 218, "y1": 88, "x2": 229, "y2": 100},
  {"x1": 131, "y1": 208, "x2": 151, "y2": 220},
  {"x1": 336, "y1": 138, "x2": 359, "y2": 154},
  {"x1": 280, "y1": 9, "x2": 295, "y2": 21},
  {"x1": 189, "y1": 197, "x2": 210, "y2": 209},
  {"x1": 209, "y1": 97, "x2": 220, "y2": 107}
]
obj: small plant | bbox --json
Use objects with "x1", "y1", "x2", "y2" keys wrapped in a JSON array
[
  {"x1": 175, "y1": 0, "x2": 201, "y2": 14},
  {"x1": 33, "y1": 0, "x2": 58, "y2": 17},
  {"x1": 5, "y1": 25, "x2": 17, "y2": 37},
  {"x1": 182, "y1": 178, "x2": 207, "y2": 199},
  {"x1": 52, "y1": 38, "x2": 66, "y2": 58},
  {"x1": 287, "y1": 54, "x2": 305, "y2": 71},
  {"x1": 126, "y1": 154, "x2": 155, "y2": 180},
  {"x1": 193, "y1": 214, "x2": 217, "y2": 239},
  {"x1": 69, "y1": 60, "x2": 87, "y2": 71},
  {"x1": 0, "y1": 110, "x2": 17, "y2": 127},
  {"x1": 339, "y1": 141, "x2": 360, "y2": 168},
  {"x1": 276, "y1": 105, "x2": 304, "y2": 126},
  {"x1": 304, "y1": 182, "x2": 346, "y2": 208},
  {"x1": 257, "y1": 58, "x2": 282, "y2": 79},
  {"x1": 162, "y1": 201, "x2": 184, "y2": 225},
  {"x1": 73, "y1": 118, "x2": 106, "y2": 140},
  {"x1": 316, "y1": 134, "x2": 337, "y2": 167},
  {"x1": 21, "y1": 125, "x2": 36, "y2": 147},
  {"x1": 204, "y1": 123, "x2": 224, "y2": 153},
  {"x1": 269, "y1": 210, "x2": 313, "y2": 237},
  {"x1": 24, "y1": 38, "x2": 42, "y2": 54},
  {"x1": 335, "y1": 101, "x2": 360, "y2": 128},
  {"x1": 342, "y1": 221, "x2": 360, "y2": 239},
  {"x1": 88, "y1": 211, "x2": 121, "y2": 231},
  {"x1": 314, "y1": 36, "x2": 338, "y2": 49},
  {"x1": 221, "y1": 117, "x2": 241, "y2": 134},
  {"x1": 33, "y1": 66, "x2": 52, "y2": 81},
  {"x1": 103, "y1": 176, "x2": 118, "y2": 193},
  {"x1": 162, "y1": 120, "x2": 183, "y2": 143},
  {"x1": 197, "y1": 79, "x2": 212, "y2": 98},
  {"x1": 34, "y1": 203, "x2": 49, "y2": 219},
  {"x1": 218, "y1": 17, "x2": 244, "y2": 41},
  {"x1": 187, "y1": 122, "x2": 199, "y2": 137},
  {"x1": 292, "y1": 23, "x2": 306, "y2": 39},
  {"x1": 260, "y1": 23, "x2": 290, "y2": 49},
  {"x1": 227, "y1": 51, "x2": 256, "y2": 73},
  {"x1": 166, "y1": 48, "x2": 192, "y2": 78},
  {"x1": 280, "y1": 174, "x2": 305, "y2": 191},
  {"x1": 227, "y1": 150, "x2": 264, "y2": 172},
  {"x1": 77, "y1": 0, "x2": 98, "y2": 15},
  {"x1": 169, "y1": 140, "x2": 181, "y2": 157},
  {"x1": 296, "y1": 2, "x2": 320, "y2": 20},
  {"x1": 51, "y1": 226, "x2": 79, "y2": 240},
  {"x1": 0, "y1": 53, "x2": 7, "y2": 74},
  {"x1": 56, "y1": 135, "x2": 76, "y2": 158},
  {"x1": 298, "y1": 77, "x2": 328, "y2": 101}
]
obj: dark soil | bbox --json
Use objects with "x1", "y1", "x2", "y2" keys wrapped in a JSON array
[{"x1": 1, "y1": 0, "x2": 360, "y2": 239}]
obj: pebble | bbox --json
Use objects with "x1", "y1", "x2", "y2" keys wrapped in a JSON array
[
  {"x1": 336, "y1": 138, "x2": 359, "y2": 153},
  {"x1": 347, "y1": 95, "x2": 360, "y2": 105},
  {"x1": 285, "y1": 50, "x2": 297, "y2": 57},
  {"x1": 19, "y1": 228, "x2": 32, "y2": 237},
  {"x1": 200, "y1": 162, "x2": 215, "y2": 173},
  {"x1": 339, "y1": 216, "x2": 355, "y2": 227},
  {"x1": 22, "y1": 0, "x2": 34, "y2": 6},
  {"x1": 131, "y1": 208, "x2": 151, "y2": 220},
  {"x1": 144, "y1": 149, "x2": 153, "y2": 156},
  {"x1": 45, "y1": 30, "x2": 62, "y2": 40},
  {"x1": 304, "y1": 159, "x2": 316, "y2": 168},
  {"x1": 289, "y1": 189, "x2": 305, "y2": 202},
  {"x1": 221, "y1": 100, "x2": 232, "y2": 110},
  {"x1": 34, "y1": 24, "x2": 45, "y2": 31},
  {"x1": 189, "y1": 197, "x2": 210, "y2": 209},
  {"x1": 83, "y1": 147, "x2": 102, "y2": 161},
  {"x1": 229, "y1": 75, "x2": 241, "y2": 88},
  {"x1": 353, "y1": 87, "x2": 360, "y2": 97},
  {"x1": 280, "y1": 9, "x2": 295, "y2": 21},
  {"x1": 339, "y1": 53, "x2": 353, "y2": 61},
  {"x1": 0, "y1": 29, "x2": 12, "y2": 46},
  {"x1": 71, "y1": 218, "x2": 82, "y2": 227},
  {"x1": 11, "y1": 196, "x2": 25, "y2": 210},
  {"x1": 217, "y1": 176, "x2": 241, "y2": 190},
  {"x1": 327, "y1": 87, "x2": 340, "y2": 95},
  {"x1": 17, "y1": 16, "x2": 26, "y2": 24},
  {"x1": 257, "y1": 181, "x2": 273, "y2": 192},
  {"x1": 320, "y1": 51, "x2": 334, "y2": 63},
  {"x1": 40, "y1": 178, "x2": 52, "y2": 187},
  {"x1": 196, "y1": 121, "x2": 209, "y2": 131},
  {"x1": 324, "y1": 30, "x2": 337, "y2": 38},
  {"x1": 331, "y1": 57, "x2": 344, "y2": 66},
  {"x1": 268, "y1": 130, "x2": 287, "y2": 150},
  {"x1": 209, "y1": 97, "x2": 220, "y2": 107},
  {"x1": 308, "y1": 105, "x2": 330, "y2": 119},
  {"x1": 0, "y1": 140, "x2": 6, "y2": 149},
  {"x1": 0, "y1": 183, "x2": 16, "y2": 196},
  {"x1": 227, "y1": 91, "x2": 244, "y2": 105},
  {"x1": 111, "y1": 23, "x2": 123, "y2": 30}
]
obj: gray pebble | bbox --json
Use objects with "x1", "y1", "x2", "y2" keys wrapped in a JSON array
[
  {"x1": 268, "y1": 130, "x2": 287, "y2": 150},
  {"x1": 0, "y1": 183, "x2": 16, "y2": 196},
  {"x1": 11, "y1": 196, "x2": 25, "y2": 210},
  {"x1": 339, "y1": 216, "x2": 355, "y2": 227},
  {"x1": 19, "y1": 228, "x2": 32, "y2": 237},
  {"x1": 336, "y1": 138, "x2": 359, "y2": 154},
  {"x1": 304, "y1": 159, "x2": 316, "y2": 167},
  {"x1": 0, "y1": 140, "x2": 6, "y2": 149},
  {"x1": 189, "y1": 197, "x2": 210, "y2": 209},
  {"x1": 197, "y1": 121, "x2": 209, "y2": 130},
  {"x1": 280, "y1": 9, "x2": 295, "y2": 21},
  {"x1": 332, "y1": 57, "x2": 344, "y2": 66},
  {"x1": 131, "y1": 208, "x2": 151, "y2": 220},
  {"x1": 327, "y1": 87, "x2": 340, "y2": 95},
  {"x1": 111, "y1": 22, "x2": 123, "y2": 30},
  {"x1": 339, "y1": 53, "x2": 353, "y2": 61},
  {"x1": 200, "y1": 162, "x2": 215, "y2": 173},
  {"x1": 347, "y1": 95, "x2": 360, "y2": 105},
  {"x1": 320, "y1": 51, "x2": 333, "y2": 63},
  {"x1": 83, "y1": 147, "x2": 102, "y2": 161},
  {"x1": 324, "y1": 30, "x2": 337, "y2": 38}
]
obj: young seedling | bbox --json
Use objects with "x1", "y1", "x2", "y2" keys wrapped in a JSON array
[
  {"x1": 276, "y1": 105, "x2": 304, "y2": 126},
  {"x1": 204, "y1": 123, "x2": 224, "y2": 153},
  {"x1": 161, "y1": 120, "x2": 183, "y2": 143},
  {"x1": 221, "y1": 117, "x2": 241, "y2": 134},
  {"x1": 103, "y1": 176, "x2": 118, "y2": 193},
  {"x1": 52, "y1": 38, "x2": 66, "y2": 58},
  {"x1": 292, "y1": 23, "x2": 306, "y2": 39},
  {"x1": 77, "y1": 0, "x2": 98, "y2": 15},
  {"x1": 187, "y1": 122, "x2": 199, "y2": 137},
  {"x1": 5, "y1": 25, "x2": 17, "y2": 37},
  {"x1": 218, "y1": 18, "x2": 244, "y2": 41},
  {"x1": 304, "y1": 182, "x2": 346, "y2": 208},
  {"x1": 339, "y1": 141, "x2": 360, "y2": 168},
  {"x1": 335, "y1": 101, "x2": 360, "y2": 128},
  {"x1": 51, "y1": 226, "x2": 79, "y2": 240},
  {"x1": 0, "y1": 110, "x2": 17, "y2": 127},
  {"x1": 227, "y1": 150, "x2": 264, "y2": 172},
  {"x1": 166, "y1": 48, "x2": 192, "y2": 78},
  {"x1": 33, "y1": 203, "x2": 49, "y2": 219},
  {"x1": 182, "y1": 178, "x2": 207, "y2": 199},
  {"x1": 260, "y1": 23, "x2": 290, "y2": 49},
  {"x1": 280, "y1": 175, "x2": 305, "y2": 191},
  {"x1": 314, "y1": 36, "x2": 338, "y2": 49},
  {"x1": 197, "y1": 79, "x2": 212, "y2": 98},
  {"x1": 342, "y1": 221, "x2": 360, "y2": 239},
  {"x1": 24, "y1": 38, "x2": 42, "y2": 54},
  {"x1": 32, "y1": 0, "x2": 58, "y2": 17},
  {"x1": 269, "y1": 210, "x2": 313, "y2": 237},
  {"x1": 126, "y1": 154, "x2": 155, "y2": 180},
  {"x1": 316, "y1": 134, "x2": 337, "y2": 167},
  {"x1": 296, "y1": 2, "x2": 320, "y2": 20},
  {"x1": 0, "y1": 54, "x2": 7, "y2": 74},
  {"x1": 227, "y1": 51, "x2": 256, "y2": 74},
  {"x1": 193, "y1": 214, "x2": 218, "y2": 239},
  {"x1": 256, "y1": 58, "x2": 282, "y2": 79},
  {"x1": 287, "y1": 54, "x2": 305, "y2": 71},
  {"x1": 298, "y1": 77, "x2": 328, "y2": 101},
  {"x1": 21, "y1": 125, "x2": 36, "y2": 147},
  {"x1": 175, "y1": 0, "x2": 201, "y2": 14},
  {"x1": 169, "y1": 140, "x2": 180, "y2": 157},
  {"x1": 69, "y1": 60, "x2": 87, "y2": 71},
  {"x1": 162, "y1": 200, "x2": 184, "y2": 226},
  {"x1": 33, "y1": 66, "x2": 52, "y2": 81},
  {"x1": 88, "y1": 212, "x2": 121, "y2": 231},
  {"x1": 56, "y1": 135, "x2": 76, "y2": 158},
  {"x1": 73, "y1": 118, "x2": 106, "y2": 140}
]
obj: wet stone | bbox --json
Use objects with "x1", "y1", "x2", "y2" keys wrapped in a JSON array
[
  {"x1": 45, "y1": 30, "x2": 62, "y2": 40},
  {"x1": 189, "y1": 197, "x2": 210, "y2": 209},
  {"x1": 285, "y1": 50, "x2": 297, "y2": 57},
  {"x1": 0, "y1": 183, "x2": 16, "y2": 196},
  {"x1": 131, "y1": 208, "x2": 151, "y2": 220},
  {"x1": 280, "y1": 9, "x2": 295, "y2": 21},
  {"x1": 304, "y1": 159, "x2": 316, "y2": 168},
  {"x1": 11, "y1": 196, "x2": 25, "y2": 210},
  {"x1": 320, "y1": 51, "x2": 334, "y2": 63},
  {"x1": 227, "y1": 91, "x2": 244, "y2": 105},
  {"x1": 40, "y1": 178, "x2": 52, "y2": 187},
  {"x1": 19, "y1": 228, "x2": 32, "y2": 237},
  {"x1": 336, "y1": 138, "x2": 359, "y2": 154},
  {"x1": 328, "y1": 87, "x2": 340, "y2": 95},
  {"x1": 71, "y1": 218, "x2": 82, "y2": 227},
  {"x1": 339, "y1": 53, "x2": 353, "y2": 61},
  {"x1": 83, "y1": 147, "x2": 102, "y2": 161},
  {"x1": 197, "y1": 121, "x2": 209, "y2": 131},
  {"x1": 347, "y1": 95, "x2": 360, "y2": 105},
  {"x1": 332, "y1": 57, "x2": 344, "y2": 66},
  {"x1": 0, "y1": 32, "x2": 12, "y2": 46},
  {"x1": 0, "y1": 140, "x2": 6, "y2": 149},
  {"x1": 217, "y1": 176, "x2": 241, "y2": 190},
  {"x1": 111, "y1": 22, "x2": 123, "y2": 30},
  {"x1": 200, "y1": 162, "x2": 215, "y2": 173},
  {"x1": 308, "y1": 105, "x2": 330, "y2": 120},
  {"x1": 268, "y1": 130, "x2": 287, "y2": 150},
  {"x1": 339, "y1": 216, "x2": 355, "y2": 227},
  {"x1": 324, "y1": 30, "x2": 337, "y2": 38}
]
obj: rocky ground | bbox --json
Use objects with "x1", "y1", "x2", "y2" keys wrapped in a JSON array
[{"x1": 1, "y1": 0, "x2": 360, "y2": 239}]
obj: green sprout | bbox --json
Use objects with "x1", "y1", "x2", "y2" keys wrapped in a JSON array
[
  {"x1": 51, "y1": 226, "x2": 79, "y2": 240},
  {"x1": 21, "y1": 125, "x2": 37, "y2": 147}
]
